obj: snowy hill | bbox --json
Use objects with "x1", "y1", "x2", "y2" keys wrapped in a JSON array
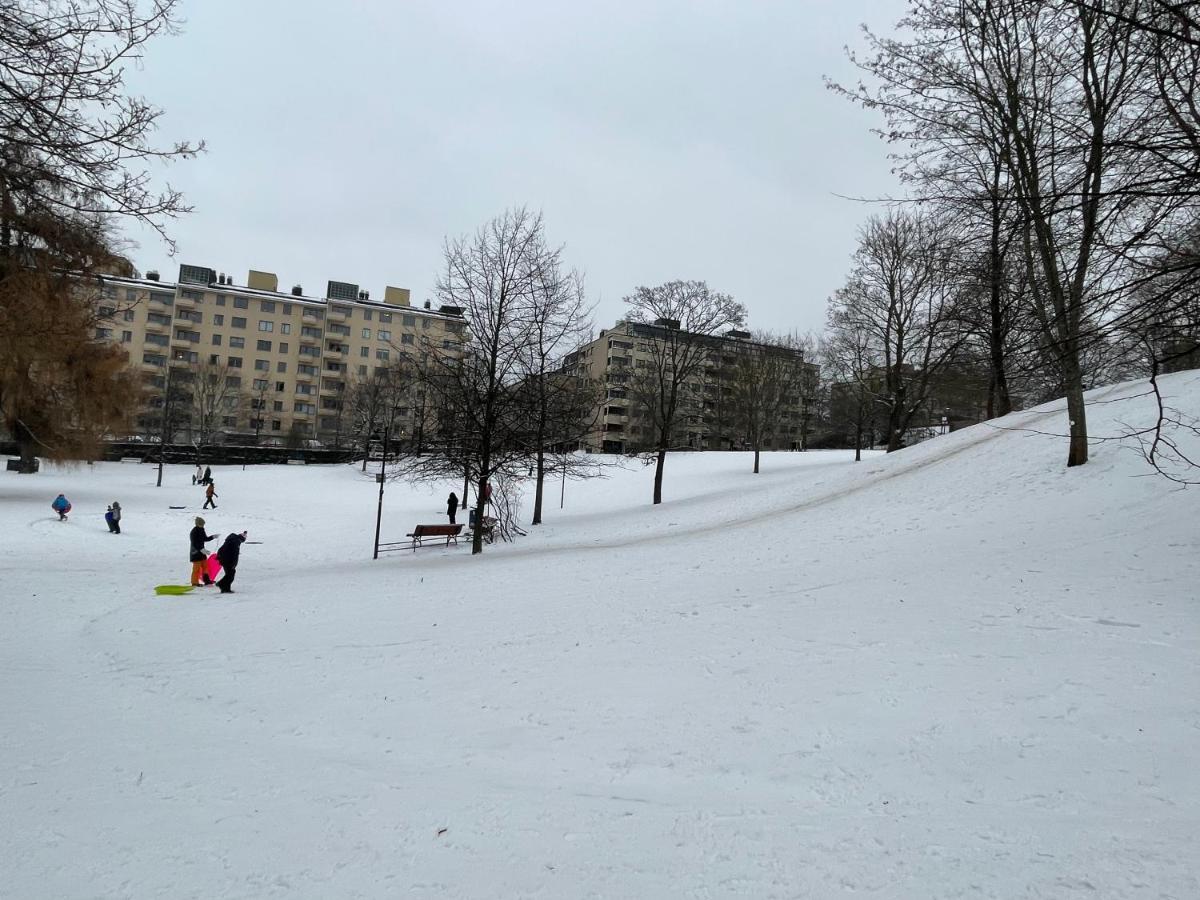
[{"x1": 2, "y1": 373, "x2": 1198, "y2": 899}]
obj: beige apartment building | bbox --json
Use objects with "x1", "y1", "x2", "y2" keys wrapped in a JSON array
[
  {"x1": 92, "y1": 263, "x2": 466, "y2": 444},
  {"x1": 563, "y1": 320, "x2": 819, "y2": 454}
]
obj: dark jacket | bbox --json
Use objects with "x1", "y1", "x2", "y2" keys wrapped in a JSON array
[
  {"x1": 217, "y1": 533, "x2": 246, "y2": 567},
  {"x1": 447, "y1": 493, "x2": 458, "y2": 514},
  {"x1": 189, "y1": 526, "x2": 216, "y2": 561}
]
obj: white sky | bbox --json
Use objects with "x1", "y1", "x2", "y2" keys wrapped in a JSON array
[{"x1": 124, "y1": 0, "x2": 906, "y2": 336}]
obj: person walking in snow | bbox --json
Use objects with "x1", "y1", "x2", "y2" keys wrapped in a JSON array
[
  {"x1": 216, "y1": 531, "x2": 247, "y2": 594},
  {"x1": 193, "y1": 464, "x2": 203, "y2": 485},
  {"x1": 202, "y1": 465, "x2": 212, "y2": 486},
  {"x1": 189, "y1": 516, "x2": 218, "y2": 586},
  {"x1": 51, "y1": 493, "x2": 71, "y2": 521},
  {"x1": 447, "y1": 491, "x2": 459, "y2": 525},
  {"x1": 203, "y1": 481, "x2": 218, "y2": 509},
  {"x1": 105, "y1": 501, "x2": 122, "y2": 534}
]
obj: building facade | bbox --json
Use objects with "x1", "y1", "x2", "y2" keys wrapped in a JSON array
[
  {"x1": 562, "y1": 320, "x2": 819, "y2": 454},
  {"x1": 92, "y1": 264, "x2": 466, "y2": 445}
]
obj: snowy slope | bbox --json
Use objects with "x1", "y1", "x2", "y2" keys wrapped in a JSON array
[{"x1": 1, "y1": 373, "x2": 1197, "y2": 899}]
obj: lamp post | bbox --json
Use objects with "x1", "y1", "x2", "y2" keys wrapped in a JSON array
[{"x1": 372, "y1": 425, "x2": 389, "y2": 559}]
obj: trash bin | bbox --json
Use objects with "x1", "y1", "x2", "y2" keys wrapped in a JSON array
[{"x1": 469, "y1": 507, "x2": 478, "y2": 529}]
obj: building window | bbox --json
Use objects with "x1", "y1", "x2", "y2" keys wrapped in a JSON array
[
  {"x1": 280, "y1": 322, "x2": 291, "y2": 335},
  {"x1": 296, "y1": 383, "x2": 314, "y2": 395},
  {"x1": 229, "y1": 336, "x2": 245, "y2": 349},
  {"x1": 215, "y1": 294, "x2": 227, "y2": 307},
  {"x1": 228, "y1": 357, "x2": 243, "y2": 368},
  {"x1": 377, "y1": 329, "x2": 390, "y2": 341},
  {"x1": 227, "y1": 375, "x2": 241, "y2": 388},
  {"x1": 379, "y1": 312, "x2": 392, "y2": 323},
  {"x1": 358, "y1": 365, "x2": 367, "y2": 376},
  {"x1": 121, "y1": 330, "x2": 133, "y2": 343},
  {"x1": 94, "y1": 327, "x2": 112, "y2": 339},
  {"x1": 253, "y1": 379, "x2": 269, "y2": 391},
  {"x1": 277, "y1": 361, "x2": 287, "y2": 373},
  {"x1": 363, "y1": 309, "x2": 373, "y2": 321},
  {"x1": 376, "y1": 348, "x2": 390, "y2": 361},
  {"x1": 282, "y1": 304, "x2": 292, "y2": 316},
  {"x1": 142, "y1": 352, "x2": 166, "y2": 366},
  {"x1": 145, "y1": 333, "x2": 169, "y2": 346},
  {"x1": 275, "y1": 381, "x2": 285, "y2": 392},
  {"x1": 212, "y1": 334, "x2": 223, "y2": 346},
  {"x1": 150, "y1": 291, "x2": 174, "y2": 306},
  {"x1": 261, "y1": 300, "x2": 276, "y2": 313},
  {"x1": 362, "y1": 328, "x2": 371, "y2": 339},
  {"x1": 360, "y1": 346, "x2": 369, "y2": 357},
  {"x1": 180, "y1": 289, "x2": 204, "y2": 302},
  {"x1": 213, "y1": 314, "x2": 224, "y2": 326},
  {"x1": 123, "y1": 309, "x2": 135, "y2": 322},
  {"x1": 222, "y1": 416, "x2": 238, "y2": 428},
  {"x1": 210, "y1": 354, "x2": 220, "y2": 365},
  {"x1": 232, "y1": 317, "x2": 246, "y2": 329},
  {"x1": 255, "y1": 359, "x2": 270, "y2": 371},
  {"x1": 401, "y1": 333, "x2": 414, "y2": 345},
  {"x1": 234, "y1": 297, "x2": 248, "y2": 309},
  {"x1": 271, "y1": 420, "x2": 282, "y2": 431},
  {"x1": 258, "y1": 320, "x2": 274, "y2": 332},
  {"x1": 257, "y1": 340, "x2": 272, "y2": 351}
]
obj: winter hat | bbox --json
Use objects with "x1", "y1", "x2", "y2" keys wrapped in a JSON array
[
  {"x1": 112, "y1": 501, "x2": 120, "y2": 508},
  {"x1": 195, "y1": 516, "x2": 205, "y2": 526}
]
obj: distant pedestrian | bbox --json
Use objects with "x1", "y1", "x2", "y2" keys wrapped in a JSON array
[
  {"x1": 447, "y1": 491, "x2": 459, "y2": 525},
  {"x1": 202, "y1": 466, "x2": 212, "y2": 486},
  {"x1": 193, "y1": 464, "x2": 203, "y2": 485},
  {"x1": 203, "y1": 481, "x2": 218, "y2": 509},
  {"x1": 105, "y1": 501, "x2": 122, "y2": 534},
  {"x1": 216, "y1": 531, "x2": 248, "y2": 594},
  {"x1": 189, "y1": 516, "x2": 218, "y2": 586},
  {"x1": 51, "y1": 493, "x2": 71, "y2": 521},
  {"x1": 481, "y1": 481, "x2": 492, "y2": 507}
]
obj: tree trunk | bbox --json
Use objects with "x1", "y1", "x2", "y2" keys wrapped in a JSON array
[
  {"x1": 1063, "y1": 354, "x2": 1089, "y2": 467},
  {"x1": 987, "y1": 179, "x2": 1013, "y2": 420},
  {"x1": 885, "y1": 398, "x2": 905, "y2": 453},
  {"x1": 532, "y1": 448, "x2": 545, "y2": 525},
  {"x1": 13, "y1": 420, "x2": 38, "y2": 473},
  {"x1": 653, "y1": 447, "x2": 666, "y2": 504},
  {"x1": 753, "y1": 446, "x2": 760, "y2": 473},
  {"x1": 854, "y1": 418, "x2": 862, "y2": 463},
  {"x1": 472, "y1": 471, "x2": 488, "y2": 554}
]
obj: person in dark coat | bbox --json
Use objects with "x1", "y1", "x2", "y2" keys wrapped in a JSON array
[
  {"x1": 105, "y1": 501, "x2": 122, "y2": 534},
  {"x1": 447, "y1": 492, "x2": 458, "y2": 524},
  {"x1": 216, "y1": 531, "x2": 247, "y2": 594},
  {"x1": 189, "y1": 516, "x2": 218, "y2": 586},
  {"x1": 202, "y1": 466, "x2": 212, "y2": 486}
]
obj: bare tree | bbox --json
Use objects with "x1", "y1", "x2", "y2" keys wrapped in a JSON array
[
  {"x1": 397, "y1": 208, "x2": 546, "y2": 553},
  {"x1": 517, "y1": 248, "x2": 602, "y2": 525},
  {"x1": 188, "y1": 359, "x2": 240, "y2": 448},
  {"x1": 623, "y1": 281, "x2": 746, "y2": 504},
  {"x1": 727, "y1": 332, "x2": 813, "y2": 472},
  {"x1": 826, "y1": 211, "x2": 967, "y2": 452},
  {"x1": 0, "y1": 0, "x2": 202, "y2": 252},
  {"x1": 348, "y1": 364, "x2": 408, "y2": 471}
]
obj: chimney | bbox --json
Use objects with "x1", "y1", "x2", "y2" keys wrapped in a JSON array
[
  {"x1": 291, "y1": 285, "x2": 303, "y2": 296},
  {"x1": 423, "y1": 300, "x2": 431, "y2": 309},
  {"x1": 146, "y1": 270, "x2": 160, "y2": 281}
]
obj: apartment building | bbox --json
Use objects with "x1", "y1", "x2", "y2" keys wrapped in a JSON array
[
  {"x1": 92, "y1": 263, "x2": 466, "y2": 444},
  {"x1": 562, "y1": 320, "x2": 819, "y2": 454}
]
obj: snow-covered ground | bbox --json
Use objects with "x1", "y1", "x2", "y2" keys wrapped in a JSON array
[{"x1": 2, "y1": 374, "x2": 1198, "y2": 899}]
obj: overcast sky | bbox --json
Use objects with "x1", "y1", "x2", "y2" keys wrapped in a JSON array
[{"x1": 124, "y1": 0, "x2": 906, "y2": 336}]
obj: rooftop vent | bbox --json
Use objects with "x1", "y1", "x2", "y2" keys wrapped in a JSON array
[
  {"x1": 654, "y1": 317, "x2": 681, "y2": 330},
  {"x1": 326, "y1": 280, "x2": 359, "y2": 302},
  {"x1": 423, "y1": 300, "x2": 431, "y2": 309},
  {"x1": 726, "y1": 329, "x2": 751, "y2": 340},
  {"x1": 439, "y1": 304, "x2": 464, "y2": 317},
  {"x1": 291, "y1": 285, "x2": 303, "y2": 296},
  {"x1": 146, "y1": 270, "x2": 160, "y2": 282}
]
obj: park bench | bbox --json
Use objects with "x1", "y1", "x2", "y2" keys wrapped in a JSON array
[
  {"x1": 404, "y1": 523, "x2": 464, "y2": 550},
  {"x1": 119, "y1": 456, "x2": 142, "y2": 464}
]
